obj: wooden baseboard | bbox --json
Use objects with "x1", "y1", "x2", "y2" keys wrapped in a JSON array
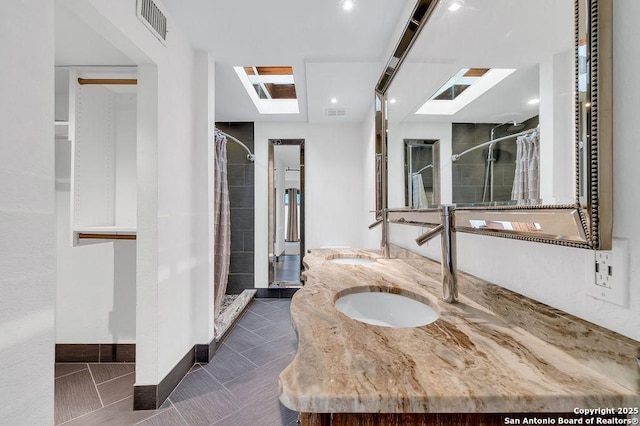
[
  {"x1": 195, "y1": 339, "x2": 217, "y2": 363},
  {"x1": 134, "y1": 346, "x2": 195, "y2": 410},
  {"x1": 55, "y1": 344, "x2": 135, "y2": 363}
]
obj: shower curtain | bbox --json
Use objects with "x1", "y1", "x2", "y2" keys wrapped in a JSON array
[
  {"x1": 411, "y1": 173, "x2": 429, "y2": 208},
  {"x1": 285, "y1": 188, "x2": 299, "y2": 242},
  {"x1": 213, "y1": 130, "x2": 231, "y2": 319},
  {"x1": 511, "y1": 128, "x2": 540, "y2": 202}
]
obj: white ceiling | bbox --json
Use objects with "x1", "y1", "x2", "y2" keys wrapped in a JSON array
[
  {"x1": 161, "y1": 0, "x2": 412, "y2": 124},
  {"x1": 54, "y1": 0, "x2": 575, "y2": 127}
]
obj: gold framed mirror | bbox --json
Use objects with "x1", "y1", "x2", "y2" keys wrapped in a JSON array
[{"x1": 375, "y1": 0, "x2": 612, "y2": 250}]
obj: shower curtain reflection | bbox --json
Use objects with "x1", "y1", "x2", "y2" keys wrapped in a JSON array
[
  {"x1": 511, "y1": 128, "x2": 541, "y2": 202},
  {"x1": 285, "y1": 188, "x2": 299, "y2": 242}
]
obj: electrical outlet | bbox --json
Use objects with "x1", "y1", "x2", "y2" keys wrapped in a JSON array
[
  {"x1": 595, "y1": 251, "x2": 613, "y2": 288},
  {"x1": 587, "y1": 238, "x2": 629, "y2": 307}
]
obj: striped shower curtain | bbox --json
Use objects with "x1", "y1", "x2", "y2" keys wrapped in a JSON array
[
  {"x1": 511, "y1": 128, "x2": 540, "y2": 203},
  {"x1": 213, "y1": 130, "x2": 231, "y2": 319}
]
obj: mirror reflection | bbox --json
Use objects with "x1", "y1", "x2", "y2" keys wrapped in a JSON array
[
  {"x1": 268, "y1": 139, "x2": 304, "y2": 288},
  {"x1": 404, "y1": 139, "x2": 440, "y2": 207},
  {"x1": 386, "y1": 0, "x2": 576, "y2": 208}
]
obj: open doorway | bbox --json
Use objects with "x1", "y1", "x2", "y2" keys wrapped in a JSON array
[{"x1": 268, "y1": 139, "x2": 305, "y2": 288}]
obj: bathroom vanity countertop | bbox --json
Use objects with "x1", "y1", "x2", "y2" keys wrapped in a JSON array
[{"x1": 278, "y1": 248, "x2": 640, "y2": 413}]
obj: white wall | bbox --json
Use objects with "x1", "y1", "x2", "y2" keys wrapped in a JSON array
[
  {"x1": 61, "y1": 0, "x2": 215, "y2": 384},
  {"x1": 255, "y1": 122, "x2": 370, "y2": 287},
  {"x1": 372, "y1": 0, "x2": 640, "y2": 341},
  {"x1": 56, "y1": 190, "x2": 137, "y2": 343},
  {"x1": 0, "y1": 1, "x2": 55, "y2": 424},
  {"x1": 361, "y1": 105, "x2": 383, "y2": 249}
]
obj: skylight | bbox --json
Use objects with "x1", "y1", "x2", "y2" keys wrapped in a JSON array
[
  {"x1": 415, "y1": 68, "x2": 516, "y2": 115},
  {"x1": 234, "y1": 66, "x2": 300, "y2": 114}
]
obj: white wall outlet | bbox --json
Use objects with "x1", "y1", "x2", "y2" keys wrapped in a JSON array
[{"x1": 587, "y1": 238, "x2": 630, "y2": 307}]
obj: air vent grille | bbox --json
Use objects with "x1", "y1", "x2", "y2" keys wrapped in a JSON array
[
  {"x1": 137, "y1": 0, "x2": 167, "y2": 45},
  {"x1": 326, "y1": 108, "x2": 347, "y2": 117}
]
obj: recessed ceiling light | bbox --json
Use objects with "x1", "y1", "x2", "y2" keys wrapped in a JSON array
[
  {"x1": 528, "y1": 98, "x2": 540, "y2": 105},
  {"x1": 389, "y1": 99, "x2": 397, "y2": 104},
  {"x1": 448, "y1": 2, "x2": 462, "y2": 12},
  {"x1": 585, "y1": 102, "x2": 591, "y2": 107},
  {"x1": 331, "y1": 98, "x2": 338, "y2": 104},
  {"x1": 340, "y1": 0, "x2": 355, "y2": 11}
]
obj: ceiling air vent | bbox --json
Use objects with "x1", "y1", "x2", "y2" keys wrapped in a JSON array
[
  {"x1": 137, "y1": 0, "x2": 167, "y2": 46},
  {"x1": 326, "y1": 108, "x2": 347, "y2": 117}
]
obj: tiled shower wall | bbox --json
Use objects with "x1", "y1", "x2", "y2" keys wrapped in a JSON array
[
  {"x1": 216, "y1": 122, "x2": 255, "y2": 294},
  {"x1": 451, "y1": 118, "x2": 538, "y2": 203}
]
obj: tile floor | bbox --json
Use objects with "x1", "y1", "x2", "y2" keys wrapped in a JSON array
[
  {"x1": 55, "y1": 298, "x2": 299, "y2": 425},
  {"x1": 272, "y1": 255, "x2": 302, "y2": 286}
]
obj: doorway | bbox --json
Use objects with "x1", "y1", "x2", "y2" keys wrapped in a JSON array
[{"x1": 268, "y1": 139, "x2": 305, "y2": 288}]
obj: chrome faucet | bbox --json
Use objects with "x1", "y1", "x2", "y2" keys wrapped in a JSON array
[{"x1": 415, "y1": 205, "x2": 458, "y2": 303}]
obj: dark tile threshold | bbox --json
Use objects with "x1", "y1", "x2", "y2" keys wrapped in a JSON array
[{"x1": 255, "y1": 288, "x2": 299, "y2": 299}]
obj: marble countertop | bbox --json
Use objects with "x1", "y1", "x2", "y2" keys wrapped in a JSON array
[{"x1": 278, "y1": 247, "x2": 640, "y2": 413}]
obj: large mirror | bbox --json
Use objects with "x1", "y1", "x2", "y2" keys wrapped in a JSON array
[{"x1": 377, "y1": 0, "x2": 612, "y2": 249}]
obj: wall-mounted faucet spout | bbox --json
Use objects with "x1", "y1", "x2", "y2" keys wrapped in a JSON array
[
  {"x1": 414, "y1": 205, "x2": 458, "y2": 303},
  {"x1": 368, "y1": 219, "x2": 383, "y2": 229},
  {"x1": 415, "y1": 224, "x2": 444, "y2": 245}
]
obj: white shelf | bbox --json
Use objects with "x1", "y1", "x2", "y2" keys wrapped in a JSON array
[
  {"x1": 55, "y1": 121, "x2": 70, "y2": 140},
  {"x1": 73, "y1": 226, "x2": 136, "y2": 234}
]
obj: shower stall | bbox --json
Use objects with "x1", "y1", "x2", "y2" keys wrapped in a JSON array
[{"x1": 450, "y1": 117, "x2": 539, "y2": 204}]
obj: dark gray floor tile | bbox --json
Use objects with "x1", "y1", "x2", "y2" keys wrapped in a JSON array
[
  {"x1": 247, "y1": 299, "x2": 282, "y2": 316},
  {"x1": 55, "y1": 369, "x2": 103, "y2": 424},
  {"x1": 213, "y1": 391, "x2": 297, "y2": 426},
  {"x1": 253, "y1": 318, "x2": 295, "y2": 342},
  {"x1": 240, "y1": 333, "x2": 298, "y2": 367},
  {"x1": 97, "y1": 372, "x2": 135, "y2": 406},
  {"x1": 236, "y1": 310, "x2": 275, "y2": 331},
  {"x1": 202, "y1": 343, "x2": 259, "y2": 384},
  {"x1": 223, "y1": 324, "x2": 268, "y2": 353},
  {"x1": 55, "y1": 363, "x2": 88, "y2": 379},
  {"x1": 223, "y1": 352, "x2": 294, "y2": 404},
  {"x1": 134, "y1": 407, "x2": 187, "y2": 426},
  {"x1": 169, "y1": 369, "x2": 241, "y2": 426},
  {"x1": 89, "y1": 363, "x2": 135, "y2": 384},
  {"x1": 62, "y1": 396, "x2": 162, "y2": 426},
  {"x1": 264, "y1": 306, "x2": 293, "y2": 323},
  {"x1": 271, "y1": 299, "x2": 293, "y2": 310}
]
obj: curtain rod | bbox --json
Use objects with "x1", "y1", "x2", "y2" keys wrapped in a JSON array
[
  {"x1": 412, "y1": 163, "x2": 433, "y2": 175},
  {"x1": 451, "y1": 126, "x2": 539, "y2": 162},
  {"x1": 77, "y1": 78, "x2": 137, "y2": 85},
  {"x1": 215, "y1": 128, "x2": 255, "y2": 161},
  {"x1": 77, "y1": 233, "x2": 136, "y2": 240}
]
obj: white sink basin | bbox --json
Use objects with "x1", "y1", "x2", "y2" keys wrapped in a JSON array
[
  {"x1": 329, "y1": 257, "x2": 375, "y2": 265},
  {"x1": 335, "y1": 291, "x2": 438, "y2": 328}
]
